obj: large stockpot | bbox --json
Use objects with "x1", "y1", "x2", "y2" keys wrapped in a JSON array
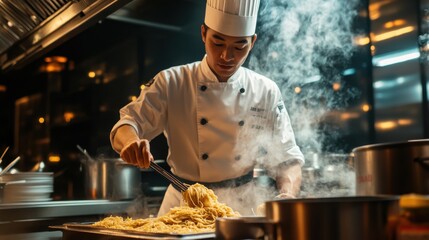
[
  {"x1": 216, "y1": 196, "x2": 399, "y2": 240},
  {"x1": 352, "y1": 139, "x2": 429, "y2": 195},
  {"x1": 82, "y1": 158, "x2": 141, "y2": 200}
]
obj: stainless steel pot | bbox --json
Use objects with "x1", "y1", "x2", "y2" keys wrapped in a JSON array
[
  {"x1": 216, "y1": 196, "x2": 399, "y2": 240},
  {"x1": 216, "y1": 217, "x2": 275, "y2": 240},
  {"x1": 264, "y1": 196, "x2": 399, "y2": 240},
  {"x1": 352, "y1": 139, "x2": 429, "y2": 195},
  {"x1": 82, "y1": 158, "x2": 141, "y2": 200}
]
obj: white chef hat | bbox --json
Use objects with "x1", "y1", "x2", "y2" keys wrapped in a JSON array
[{"x1": 204, "y1": 0, "x2": 260, "y2": 37}]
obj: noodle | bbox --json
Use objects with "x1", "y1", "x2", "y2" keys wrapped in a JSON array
[{"x1": 92, "y1": 183, "x2": 240, "y2": 234}]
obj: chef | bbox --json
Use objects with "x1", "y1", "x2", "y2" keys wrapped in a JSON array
[{"x1": 110, "y1": 0, "x2": 305, "y2": 215}]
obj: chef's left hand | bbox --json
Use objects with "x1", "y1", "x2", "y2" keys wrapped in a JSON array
[
  {"x1": 256, "y1": 193, "x2": 295, "y2": 216},
  {"x1": 274, "y1": 192, "x2": 296, "y2": 199}
]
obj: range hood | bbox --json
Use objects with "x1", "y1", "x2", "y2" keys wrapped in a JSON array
[{"x1": 0, "y1": 0, "x2": 132, "y2": 72}]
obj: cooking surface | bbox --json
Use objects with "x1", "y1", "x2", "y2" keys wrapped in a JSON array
[
  {"x1": 51, "y1": 222, "x2": 215, "y2": 240},
  {"x1": 0, "y1": 198, "x2": 163, "y2": 239}
]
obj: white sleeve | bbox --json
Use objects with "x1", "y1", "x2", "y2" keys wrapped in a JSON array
[
  {"x1": 263, "y1": 88, "x2": 305, "y2": 175},
  {"x1": 110, "y1": 74, "x2": 168, "y2": 147}
]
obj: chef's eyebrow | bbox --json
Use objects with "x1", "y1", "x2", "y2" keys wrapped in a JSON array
[{"x1": 212, "y1": 34, "x2": 249, "y2": 44}]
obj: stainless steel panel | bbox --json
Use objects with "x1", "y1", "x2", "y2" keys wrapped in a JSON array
[
  {"x1": 25, "y1": 0, "x2": 49, "y2": 19},
  {"x1": 370, "y1": 0, "x2": 424, "y2": 142}
]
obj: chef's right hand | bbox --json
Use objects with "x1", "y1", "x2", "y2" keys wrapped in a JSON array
[{"x1": 120, "y1": 139, "x2": 154, "y2": 169}]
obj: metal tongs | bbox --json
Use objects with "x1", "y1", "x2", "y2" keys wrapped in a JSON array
[{"x1": 149, "y1": 161, "x2": 188, "y2": 192}]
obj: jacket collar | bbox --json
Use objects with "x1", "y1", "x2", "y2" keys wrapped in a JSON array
[{"x1": 200, "y1": 55, "x2": 242, "y2": 83}]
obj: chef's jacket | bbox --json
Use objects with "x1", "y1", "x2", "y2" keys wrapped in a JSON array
[
  {"x1": 111, "y1": 55, "x2": 304, "y2": 181},
  {"x1": 110, "y1": 55, "x2": 304, "y2": 214}
]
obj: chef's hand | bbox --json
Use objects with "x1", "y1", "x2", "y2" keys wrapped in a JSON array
[
  {"x1": 120, "y1": 139, "x2": 154, "y2": 169},
  {"x1": 256, "y1": 192, "x2": 296, "y2": 216},
  {"x1": 275, "y1": 160, "x2": 302, "y2": 197},
  {"x1": 112, "y1": 125, "x2": 154, "y2": 169},
  {"x1": 274, "y1": 192, "x2": 296, "y2": 199}
]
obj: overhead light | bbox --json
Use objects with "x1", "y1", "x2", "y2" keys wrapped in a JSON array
[
  {"x1": 384, "y1": 19, "x2": 406, "y2": 29},
  {"x1": 371, "y1": 26, "x2": 415, "y2": 42},
  {"x1": 376, "y1": 120, "x2": 397, "y2": 130},
  {"x1": 354, "y1": 36, "x2": 370, "y2": 46},
  {"x1": 361, "y1": 104, "x2": 370, "y2": 112},
  {"x1": 49, "y1": 155, "x2": 61, "y2": 163},
  {"x1": 372, "y1": 48, "x2": 420, "y2": 67},
  {"x1": 332, "y1": 82, "x2": 341, "y2": 91},
  {"x1": 373, "y1": 77, "x2": 406, "y2": 89},
  {"x1": 63, "y1": 112, "x2": 75, "y2": 123},
  {"x1": 88, "y1": 71, "x2": 96, "y2": 78},
  {"x1": 342, "y1": 68, "x2": 356, "y2": 76}
]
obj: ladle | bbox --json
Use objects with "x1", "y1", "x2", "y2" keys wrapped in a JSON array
[{"x1": 0, "y1": 156, "x2": 20, "y2": 176}]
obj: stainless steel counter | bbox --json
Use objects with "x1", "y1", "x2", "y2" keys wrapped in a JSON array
[
  {"x1": 0, "y1": 198, "x2": 163, "y2": 238},
  {"x1": 0, "y1": 200, "x2": 133, "y2": 222}
]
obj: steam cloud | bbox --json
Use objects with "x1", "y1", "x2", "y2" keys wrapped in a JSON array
[
  {"x1": 249, "y1": 0, "x2": 360, "y2": 153},
  {"x1": 231, "y1": 0, "x2": 361, "y2": 204}
]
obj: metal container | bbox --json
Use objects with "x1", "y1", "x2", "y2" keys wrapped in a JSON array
[
  {"x1": 112, "y1": 161, "x2": 142, "y2": 200},
  {"x1": 82, "y1": 158, "x2": 141, "y2": 200},
  {"x1": 301, "y1": 153, "x2": 355, "y2": 197},
  {"x1": 0, "y1": 172, "x2": 53, "y2": 203},
  {"x1": 352, "y1": 139, "x2": 429, "y2": 195},
  {"x1": 216, "y1": 196, "x2": 399, "y2": 240},
  {"x1": 264, "y1": 196, "x2": 399, "y2": 240},
  {"x1": 216, "y1": 216, "x2": 275, "y2": 240}
]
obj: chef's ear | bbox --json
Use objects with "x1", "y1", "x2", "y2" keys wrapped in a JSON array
[
  {"x1": 251, "y1": 34, "x2": 257, "y2": 48},
  {"x1": 201, "y1": 24, "x2": 207, "y2": 43}
]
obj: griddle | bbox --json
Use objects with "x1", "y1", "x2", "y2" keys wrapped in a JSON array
[{"x1": 50, "y1": 222, "x2": 216, "y2": 240}]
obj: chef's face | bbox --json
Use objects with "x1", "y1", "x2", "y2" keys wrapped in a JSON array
[{"x1": 201, "y1": 25, "x2": 257, "y2": 82}]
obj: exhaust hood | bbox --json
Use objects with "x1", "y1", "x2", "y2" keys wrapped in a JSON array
[{"x1": 0, "y1": 0, "x2": 132, "y2": 72}]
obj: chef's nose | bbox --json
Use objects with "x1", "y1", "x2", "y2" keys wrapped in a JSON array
[{"x1": 220, "y1": 47, "x2": 234, "y2": 61}]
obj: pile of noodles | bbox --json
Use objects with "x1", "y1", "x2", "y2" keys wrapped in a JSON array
[{"x1": 92, "y1": 183, "x2": 240, "y2": 234}]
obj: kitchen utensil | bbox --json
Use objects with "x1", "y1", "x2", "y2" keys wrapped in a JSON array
[
  {"x1": 0, "y1": 156, "x2": 20, "y2": 176},
  {"x1": 149, "y1": 161, "x2": 188, "y2": 192},
  {"x1": 0, "y1": 180, "x2": 26, "y2": 203},
  {"x1": 0, "y1": 172, "x2": 53, "y2": 203},
  {"x1": 216, "y1": 216, "x2": 275, "y2": 240},
  {"x1": 82, "y1": 158, "x2": 141, "y2": 200},
  {"x1": 352, "y1": 139, "x2": 429, "y2": 195},
  {"x1": 0, "y1": 146, "x2": 9, "y2": 164},
  {"x1": 216, "y1": 196, "x2": 399, "y2": 240},
  {"x1": 112, "y1": 161, "x2": 142, "y2": 200},
  {"x1": 77, "y1": 145, "x2": 94, "y2": 162}
]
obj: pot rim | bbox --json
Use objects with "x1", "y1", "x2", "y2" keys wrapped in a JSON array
[
  {"x1": 352, "y1": 139, "x2": 429, "y2": 153},
  {"x1": 265, "y1": 195, "x2": 399, "y2": 204}
]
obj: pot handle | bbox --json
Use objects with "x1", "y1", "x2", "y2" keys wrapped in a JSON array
[{"x1": 414, "y1": 157, "x2": 429, "y2": 170}]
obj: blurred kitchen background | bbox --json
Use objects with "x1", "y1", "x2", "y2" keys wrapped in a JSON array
[{"x1": 0, "y1": 0, "x2": 428, "y2": 201}]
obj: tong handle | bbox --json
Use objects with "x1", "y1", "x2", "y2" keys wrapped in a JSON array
[{"x1": 149, "y1": 161, "x2": 188, "y2": 192}]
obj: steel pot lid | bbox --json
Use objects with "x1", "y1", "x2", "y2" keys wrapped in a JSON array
[
  {"x1": 352, "y1": 139, "x2": 429, "y2": 152},
  {"x1": 265, "y1": 195, "x2": 400, "y2": 204}
]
